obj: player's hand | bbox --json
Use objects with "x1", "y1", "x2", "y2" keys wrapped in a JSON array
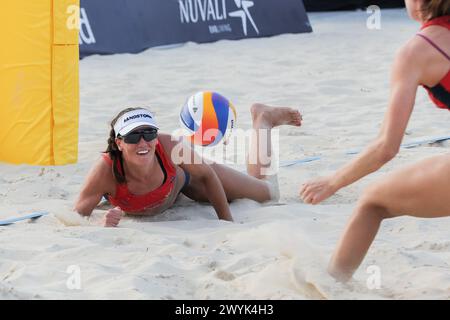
[
  {"x1": 299, "y1": 176, "x2": 337, "y2": 204},
  {"x1": 103, "y1": 207, "x2": 124, "y2": 227}
]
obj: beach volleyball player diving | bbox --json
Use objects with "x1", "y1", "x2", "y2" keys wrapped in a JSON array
[
  {"x1": 74, "y1": 102, "x2": 302, "y2": 227},
  {"x1": 300, "y1": 0, "x2": 450, "y2": 281}
]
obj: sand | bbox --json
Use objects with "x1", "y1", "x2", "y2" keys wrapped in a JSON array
[{"x1": 1, "y1": 9, "x2": 449, "y2": 300}]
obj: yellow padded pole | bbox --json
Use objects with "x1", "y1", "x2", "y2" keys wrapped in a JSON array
[{"x1": 0, "y1": 0, "x2": 79, "y2": 165}]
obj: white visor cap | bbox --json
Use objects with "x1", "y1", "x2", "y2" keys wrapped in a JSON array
[{"x1": 113, "y1": 109, "x2": 159, "y2": 138}]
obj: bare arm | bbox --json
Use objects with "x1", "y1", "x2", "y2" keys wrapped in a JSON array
[
  {"x1": 74, "y1": 157, "x2": 112, "y2": 216},
  {"x1": 185, "y1": 162, "x2": 233, "y2": 221},
  {"x1": 332, "y1": 47, "x2": 420, "y2": 188},
  {"x1": 160, "y1": 135, "x2": 233, "y2": 221},
  {"x1": 300, "y1": 43, "x2": 424, "y2": 204}
]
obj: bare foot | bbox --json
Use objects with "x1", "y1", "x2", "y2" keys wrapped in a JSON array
[{"x1": 250, "y1": 103, "x2": 302, "y2": 128}]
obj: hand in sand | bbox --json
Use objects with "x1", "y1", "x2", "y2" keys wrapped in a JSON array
[
  {"x1": 103, "y1": 207, "x2": 124, "y2": 227},
  {"x1": 299, "y1": 176, "x2": 337, "y2": 205}
]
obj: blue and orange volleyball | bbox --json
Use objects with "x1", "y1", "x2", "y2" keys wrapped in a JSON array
[{"x1": 179, "y1": 91, "x2": 237, "y2": 146}]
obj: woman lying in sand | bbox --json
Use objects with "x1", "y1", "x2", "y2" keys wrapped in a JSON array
[
  {"x1": 74, "y1": 104, "x2": 301, "y2": 227},
  {"x1": 300, "y1": 0, "x2": 450, "y2": 281}
]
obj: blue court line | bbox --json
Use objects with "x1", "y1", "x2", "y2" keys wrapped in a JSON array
[
  {"x1": 279, "y1": 156, "x2": 322, "y2": 167},
  {"x1": 280, "y1": 135, "x2": 450, "y2": 168},
  {"x1": 3, "y1": 137, "x2": 449, "y2": 221},
  {"x1": 400, "y1": 136, "x2": 450, "y2": 149},
  {"x1": 0, "y1": 212, "x2": 48, "y2": 226}
]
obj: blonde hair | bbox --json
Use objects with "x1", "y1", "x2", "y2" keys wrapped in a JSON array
[{"x1": 422, "y1": 0, "x2": 450, "y2": 21}]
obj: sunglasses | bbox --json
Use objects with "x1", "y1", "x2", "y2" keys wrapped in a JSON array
[{"x1": 119, "y1": 129, "x2": 158, "y2": 144}]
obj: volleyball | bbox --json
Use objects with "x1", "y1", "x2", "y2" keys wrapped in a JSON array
[{"x1": 179, "y1": 91, "x2": 237, "y2": 147}]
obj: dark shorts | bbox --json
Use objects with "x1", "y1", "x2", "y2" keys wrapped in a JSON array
[{"x1": 181, "y1": 169, "x2": 191, "y2": 191}]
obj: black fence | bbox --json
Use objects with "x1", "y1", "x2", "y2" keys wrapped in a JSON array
[{"x1": 303, "y1": 0, "x2": 405, "y2": 12}]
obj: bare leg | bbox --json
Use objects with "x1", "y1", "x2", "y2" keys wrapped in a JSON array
[
  {"x1": 183, "y1": 103, "x2": 301, "y2": 203},
  {"x1": 248, "y1": 103, "x2": 302, "y2": 179},
  {"x1": 328, "y1": 154, "x2": 450, "y2": 281}
]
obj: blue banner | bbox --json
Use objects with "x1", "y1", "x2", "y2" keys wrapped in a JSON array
[{"x1": 79, "y1": 0, "x2": 312, "y2": 58}]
